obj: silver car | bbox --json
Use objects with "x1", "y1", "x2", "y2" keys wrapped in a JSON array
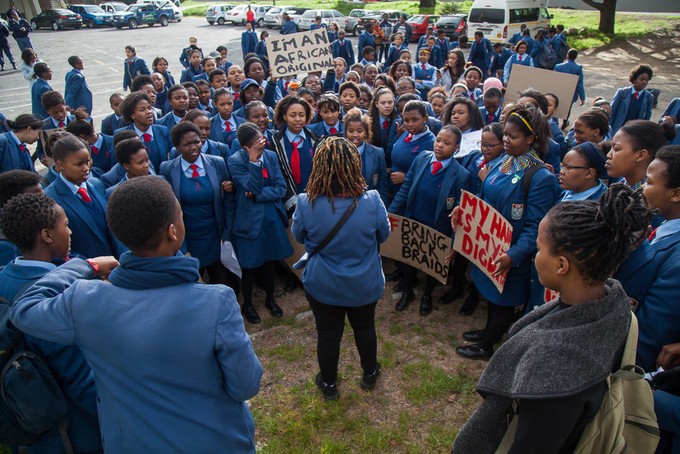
[
  {"x1": 206, "y1": 4, "x2": 235, "y2": 25},
  {"x1": 347, "y1": 9, "x2": 368, "y2": 36},
  {"x1": 297, "y1": 9, "x2": 348, "y2": 32},
  {"x1": 263, "y1": 5, "x2": 294, "y2": 28}
]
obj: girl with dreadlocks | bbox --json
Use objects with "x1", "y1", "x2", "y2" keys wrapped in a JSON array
[
  {"x1": 291, "y1": 136, "x2": 390, "y2": 401},
  {"x1": 453, "y1": 184, "x2": 651, "y2": 453},
  {"x1": 453, "y1": 102, "x2": 561, "y2": 360}
]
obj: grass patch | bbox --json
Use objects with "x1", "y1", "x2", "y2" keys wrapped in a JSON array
[
  {"x1": 403, "y1": 361, "x2": 475, "y2": 404},
  {"x1": 260, "y1": 344, "x2": 307, "y2": 362}
]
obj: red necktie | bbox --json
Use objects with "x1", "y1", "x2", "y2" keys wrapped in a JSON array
[
  {"x1": 470, "y1": 92, "x2": 475, "y2": 101},
  {"x1": 329, "y1": 127, "x2": 337, "y2": 134},
  {"x1": 382, "y1": 120, "x2": 388, "y2": 129},
  {"x1": 18, "y1": 144, "x2": 27, "y2": 153},
  {"x1": 189, "y1": 163, "x2": 199, "y2": 178},
  {"x1": 233, "y1": 92, "x2": 239, "y2": 101},
  {"x1": 290, "y1": 137, "x2": 302, "y2": 185},
  {"x1": 284, "y1": 81, "x2": 290, "y2": 91},
  {"x1": 431, "y1": 161, "x2": 443, "y2": 175},
  {"x1": 518, "y1": 55, "x2": 522, "y2": 62},
  {"x1": 648, "y1": 228, "x2": 657, "y2": 242},
  {"x1": 634, "y1": 92, "x2": 640, "y2": 100},
  {"x1": 129, "y1": 59, "x2": 133, "y2": 65},
  {"x1": 77, "y1": 187, "x2": 92, "y2": 203},
  {"x1": 421, "y1": 63, "x2": 426, "y2": 70},
  {"x1": 58, "y1": 121, "x2": 65, "y2": 128},
  {"x1": 262, "y1": 167, "x2": 269, "y2": 179},
  {"x1": 405, "y1": 134, "x2": 413, "y2": 143},
  {"x1": 478, "y1": 159, "x2": 487, "y2": 169},
  {"x1": 488, "y1": 113, "x2": 494, "y2": 123},
  {"x1": 341, "y1": 42, "x2": 344, "y2": 47},
  {"x1": 142, "y1": 133, "x2": 152, "y2": 142},
  {"x1": 91, "y1": 145, "x2": 99, "y2": 155},
  {"x1": 225, "y1": 122, "x2": 232, "y2": 132}
]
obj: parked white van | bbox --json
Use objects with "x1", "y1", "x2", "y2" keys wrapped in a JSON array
[{"x1": 467, "y1": 0, "x2": 551, "y2": 43}]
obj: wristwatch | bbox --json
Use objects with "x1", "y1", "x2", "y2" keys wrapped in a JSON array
[{"x1": 85, "y1": 259, "x2": 100, "y2": 276}]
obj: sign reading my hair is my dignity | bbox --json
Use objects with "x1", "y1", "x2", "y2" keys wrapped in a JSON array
[{"x1": 266, "y1": 29, "x2": 334, "y2": 78}]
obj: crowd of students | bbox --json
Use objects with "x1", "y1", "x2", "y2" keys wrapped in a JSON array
[{"x1": 1, "y1": 17, "x2": 680, "y2": 453}]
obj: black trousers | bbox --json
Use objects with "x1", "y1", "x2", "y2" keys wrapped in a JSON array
[
  {"x1": 241, "y1": 261, "x2": 275, "y2": 307},
  {"x1": 201, "y1": 260, "x2": 240, "y2": 296},
  {"x1": 306, "y1": 292, "x2": 378, "y2": 385},
  {"x1": 402, "y1": 265, "x2": 437, "y2": 296}
]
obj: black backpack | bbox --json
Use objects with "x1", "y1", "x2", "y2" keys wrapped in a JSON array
[{"x1": 0, "y1": 284, "x2": 74, "y2": 454}]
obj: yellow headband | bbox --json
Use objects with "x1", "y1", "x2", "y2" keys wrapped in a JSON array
[{"x1": 510, "y1": 112, "x2": 536, "y2": 138}]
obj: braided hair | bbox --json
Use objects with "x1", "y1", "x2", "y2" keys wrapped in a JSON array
[
  {"x1": 544, "y1": 184, "x2": 651, "y2": 285},
  {"x1": 503, "y1": 102, "x2": 550, "y2": 159},
  {"x1": 305, "y1": 137, "x2": 366, "y2": 210}
]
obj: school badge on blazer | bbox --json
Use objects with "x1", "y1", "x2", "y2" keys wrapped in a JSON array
[
  {"x1": 511, "y1": 203, "x2": 524, "y2": 220},
  {"x1": 446, "y1": 197, "x2": 455, "y2": 211}
]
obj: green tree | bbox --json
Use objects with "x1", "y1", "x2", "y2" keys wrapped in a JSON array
[
  {"x1": 420, "y1": 0, "x2": 436, "y2": 9},
  {"x1": 582, "y1": 0, "x2": 617, "y2": 34}
]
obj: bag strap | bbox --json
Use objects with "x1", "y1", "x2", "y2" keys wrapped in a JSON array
[
  {"x1": 58, "y1": 416, "x2": 75, "y2": 454},
  {"x1": 522, "y1": 163, "x2": 547, "y2": 204},
  {"x1": 311, "y1": 200, "x2": 357, "y2": 256},
  {"x1": 620, "y1": 313, "x2": 639, "y2": 368}
]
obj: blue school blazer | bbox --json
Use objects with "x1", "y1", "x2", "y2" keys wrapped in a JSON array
[
  {"x1": 156, "y1": 111, "x2": 181, "y2": 130},
  {"x1": 389, "y1": 151, "x2": 471, "y2": 236},
  {"x1": 160, "y1": 154, "x2": 234, "y2": 242},
  {"x1": 227, "y1": 148, "x2": 288, "y2": 241},
  {"x1": 45, "y1": 177, "x2": 124, "y2": 258},
  {"x1": 662, "y1": 98, "x2": 680, "y2": 122},
  {"x1": 35, "y1": 114, "x2": 77, "y2": 159},
  {"x1": 610, "y1": 87, "x2": 654, "y2": 135},
  {"x1": 0, "y1": 132, "x2": 35, "y2": 173},
  {"x1": 616, "y1": 230, "x2": 680, "y2": 372},
  {"x1": 467, "y1": 38, "x2": 493, "y2": 70},
  {"x1": 241, "y1": 30, "x2": 258, "y2": 56},
  {"x1": 331, "y1": 39, "x2": 356, "y2": 66},
  {"x1": 209, "y1": 115, "x2": 245, "y2": 147},
  {"x1": 123, "y1": 57, "x2": 150, "y2": 91},
  {"x1": 64, "y1": 69, "x2": 93, "y2": 114},
  {"x1": 480, "y1": 106, "x2": 500, "y2": 125},
  {"x1": 116, "y1": 124, "x2": 172, "y2": 173},
  {"x1": 361, "y1": 143, "x2": 389, "y2": 205},
  {"x1": 90, "y1": 133, "x2": 116, "y2": 173},
  {"x1": 31, "y1": 78, "x2": 52, "y2": 119},
  {"x1": 169, "y1": 139, "x2": 232, "y2": 162},
  {"x1": 554, "y1": 60, "x2": 586, "y2": 103},
  {"x1": 307, "y1": 121, "x2": 343, "y2": 138},
  {"x1": 386, "y1": 117, "x2": 442, "y2": 159},
  {"x1": 101, "y1": 113, "x2": 124, "y2": 136}
]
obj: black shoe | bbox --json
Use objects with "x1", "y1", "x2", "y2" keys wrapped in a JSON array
[
  {"x1": 0, "y1": 67, "x2": 4, "y2": 71},
  {"x1": 456, "y1": 344, "x2": 494, "y2": 360},
  {"x1": 315, "y1": 372, "x2": 339, "y2": 400},
  {"x1": 393, "y1": 280, "x2": 405, "y2": 293},
  {"x1": 459, "y1": 293, "x2": 480, "y2": 316},
  {"x1": 395, "y1": 290, "x2": 414, "y2": 312},
  {"x1": 385, "y1": 269, "x2": 401, "y2": 282},
  {"x1": 284, "y1": 275, "x2": 299, "y2": 292},
  {"x1": 265, "y1": 299, "x2": 283, "y2": 317},
  {"x1": 11, "y1": 63, "x2": 16, "y2": 70},
  {"x1": 419, "y1": 295, "x2": 433, "y2": 316},
  {"x1": 241, "y1": 304, "x2": 261, "y2": 324},
  {"x1": 462, "y1": 329, "x2": 485, "y2": 342},
  {"x1": 439, "y1": 287, "x2": 464, "y2": 304},
  {"x1": 360, "y1": 363, "x2": 381, "y2": 390}
]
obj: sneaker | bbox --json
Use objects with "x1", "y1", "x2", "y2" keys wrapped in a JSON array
[
  {"x1": 360, "y1": 363, "x2": 381, "y2": 390},
  {"x1": 315, "y1": 373, "x2": 339, "y2": 400}
]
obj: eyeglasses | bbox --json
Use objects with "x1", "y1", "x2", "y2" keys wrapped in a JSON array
[
  {"x1": 477, "y1": 141, "x2": 502, "y2": 149},
  {"x1": 561, "y1": 164, "x2": 592, "y2": 172}
]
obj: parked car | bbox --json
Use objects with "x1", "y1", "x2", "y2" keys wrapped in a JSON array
[
  {"x1": 297, "y1": 9, "x2": 348, "y2": 31},
  {"x1": 287, "y1": 7, "x2": 308, "y2": 24},
  {"x1": 30, "y1": 9, "x2": 82, "y2": 30},
  {"x1": 407, "y1": 14, "x2": 440, "y2": 41},
  {"x1": 69, "y1": 4, "x2": 112, "y2": 28},
  {"x1": 112, "y1": 3, "x2": 174, "y2": 28},
  {"x1": 467, "y1": 0, "x2": 551, "y2": 43},
  {"x1": 206, "y1": 4, "x2": 235, "y2": 25},
  {"x1": 136, "y1": 0, "x2": 182, "y2": 21},
  {"x1": 357, "y1": 10, "x2": 405, "y2": 30},
  {"x1": 435, "y1": 14, "x2": 467, "y2": 40},
  {"x1": 100, "y1": 2, "x2": 128, "y2": 14},
  {"x1": 346, "y1": 9, "x2": 367, "y2": 35},
  {"x1": 263, "y1": 5, "x2": 293, "y2": 28},
  {"x1": 226, "y1": 4, "x2": 273, "y2": 26}
]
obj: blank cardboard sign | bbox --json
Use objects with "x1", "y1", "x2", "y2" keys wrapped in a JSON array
[{"x1": 505, "y1": 65, "x2": 579, "y2": 118}]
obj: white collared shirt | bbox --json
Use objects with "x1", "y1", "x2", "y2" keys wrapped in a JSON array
[
  {"x1": 285, "y1": 128, "x2": 306, "y2": 144},
  {"x1": 133, "y1": 124, "x2": 153, "y2": 140},
  {"x1": 221, "y1": 116, "x2": 236, "y2": 132},
  {"x1": 181, "y1": 155, "x2": 205, "y2": 178},
  {"x1": 93, "y1": 134, "x2": 104, "y2": 150},
  {"x1": 430, "y1": 155, "x2": 452, "y2": 171},
  {"x1": 58, "y1": 173, "x2": 88, "y2": 198}
]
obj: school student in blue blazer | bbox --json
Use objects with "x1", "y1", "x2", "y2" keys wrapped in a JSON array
[
  {"x1": 34, "y1": 91, "x2": 79, "y2": 162},
  {"x1": 616, "y1": 146, "x2": 680, "y2": 372},
  {"x1": 11, "y1": 176, "x2": 262, "y2": 454},
  {"x1": 66, "y1": 120, "x2": 116, "y2": 174},
  {"x1": 64, "y1": 56, "x2": 93, "y2": 114},
  {"x1": 382, "y1": 34, "x2": 408, "y2": 73},
  {"x1": 554, "y1": 49, "x2": 587, "y2": 115},
  {"x1": 210, "y1": 88, "x2": 245, "y2": 148},
  {"x1": 662, "y1": 98, "x2": 680, "y2": 123},
  {"x1": 357, "y1": 25, "x2": 376, "y2": 60},
  {"x1": 116, "y1": 92, "x2": 172, "y2": 173},
  {"x1": 455, "y1": 104, "x2": 560, "y2": 360},
  {"x1": 610, "y1": 64, "x2": 655, "y2": 135},
  {"x1": 228, "y1": 123, "x2": 292, "y2": 324},
  {"x1": 489, "y1": 43, "x2": 513, "y2": 79},
  {"x1": 122, "y1": 45, "x2": 150, "y2": 91},
  {"x1": 389, "y1": 126, "x2": 472, "y2": 315},
  {"x1": 105, "y1": 137, "x2": 157, "y2": 197},
  {"x1": 467, "y1": 32, "x2": 493, "y2": 77},
  {"x1": 101, "y1": 93, "x2": 125, "y2": 136},
  {"x1": 331, "y1": 30, "x2": 356, "y2": 67},
  {"x1": 503, "y1": 40, "x2": 533, "y2": 84},
  {"x1": 0, "y1": 170, "x2": 42, "y2": 266},
  {"x1": 343, "y1": 109, "x2": 388, "y2": 205},
  {"x1": 160, "y1": 122, "x2": 238, "y2": 291},
  {"x1": 241, "y1": 22, "x2": 258, "y2": 57},
  {"x1": 31, "y1": 62, "x2": 52, "y2": 120},
  {"x1": 0, "y1": 192, "x2": 102, "y2": 454},
  {"x1": 0, "y1": 114, "x2": 41, "y2": 174},
  {"x1": 45, "y1": 134, "x2": 124, "y2": 259}
]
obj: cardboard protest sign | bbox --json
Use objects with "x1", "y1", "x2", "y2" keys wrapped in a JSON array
[
  {"x1": 505, "y1": 65, "x2": 578, "y2": 118},
  {"x1": 381, "y1": 214, "x2": 451, "y2": 285},
  {"x1": 545, "y1": 288, "x2": 560, "y2": 303},
  {"x1": 266, "y1": 29, "x2": 334, "y2": 78},
  {"x1": 39, "y1": 128, "x2": 65, "y2": 157},
  {"x1": 453, "y1": 190, "x2": 513, "y2": 292}
]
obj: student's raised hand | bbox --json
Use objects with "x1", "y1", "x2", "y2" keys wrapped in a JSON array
[
  {"x1": 246, "y1": 137, "x2": 266, "y2": 162},
  {"x1": 478, "y1": 164, "x2": 490, "y2": 182},
  {"x1": 449, "y1": 206, "x2": 460, "y2": 231},
  {"x1": 492, "y1": 253, "x2": 512, "y2": 277},
  {"x1": 444, "y1": 249, "x2": 456, "y2": 264},
  {"x1": 390, "y1": 171, "x2": 405, "y2": 185},
  {"x1": 221, "y1": 180, "x2": 234, "y2": 193},
  {"x1": 657, "y1": 343, "x2": 680, "y2": 370},
  {"x1": 396, "y1": 121, "x2": 407, "y2": 137},
  {"x1": 90, "y1": 256, "x2": 119, "y2": 279}
]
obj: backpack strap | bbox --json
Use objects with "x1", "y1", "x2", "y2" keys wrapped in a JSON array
[
  {"x1": 613, "y1": 313, "x2": 646, "y2": 380},
  {"x1": 58, "y1": 416, "x2": 74, "y2": 454},
  {"x1": 522, "y1": 163, "x2": 547, "y2": 204}
]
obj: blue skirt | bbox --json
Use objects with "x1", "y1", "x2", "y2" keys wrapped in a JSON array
[{"x1": 234, "y1": 204, "x2": 292, "y2": 269}]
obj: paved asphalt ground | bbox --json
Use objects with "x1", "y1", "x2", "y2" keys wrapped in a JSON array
[{"x1": 0, "y1": 16, "x2": 678, "y2": 132}]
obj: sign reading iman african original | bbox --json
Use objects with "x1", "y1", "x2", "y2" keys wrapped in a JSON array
[{"x1": 266, "y1": 29, "x2": 334, "y2": 78}]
